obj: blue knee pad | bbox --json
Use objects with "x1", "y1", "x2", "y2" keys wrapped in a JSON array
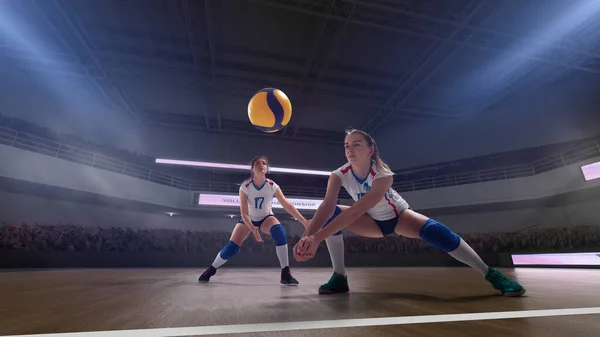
[
  {"x1": 419, "y1": 219, "x2": 461, "y2": 252},
  {"x1": 321, "y1": 206, "x2": 343, "y2": 236},
  {"x1": 219, "y1": 240, "x2": 240, "y2": 260},
  {"x1": 269, "y1": 224, "x2": 287, "y2": 246}
]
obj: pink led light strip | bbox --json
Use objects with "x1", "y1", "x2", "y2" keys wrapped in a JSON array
[
  {"x1": 512, "y1": 252, "x2": 600, "y2": 265},
  {"x1": 581, "y1": 160, "x2": 600, "y2": 181},
  {"x1": 155, "y1": 158, "x2": 332, "y2": 176}
]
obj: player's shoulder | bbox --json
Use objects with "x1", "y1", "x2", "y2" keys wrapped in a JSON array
[
  {"x1": 332, "y1": 162, "x2": 352, "y2": 177},
  {"x1": 266, "y1": 178, "x2": 278, "y2": 188},
  {"x1": 370, "y1": 161, "x2": 394, "y2": 180},
  {"x1": 240, "y1": 178, "x2": 253, "y2": 190}
]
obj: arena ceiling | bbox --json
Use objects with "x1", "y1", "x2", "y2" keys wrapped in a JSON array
[{"x1": 2, "y1": 0, "x2": 600, "y2": 145}]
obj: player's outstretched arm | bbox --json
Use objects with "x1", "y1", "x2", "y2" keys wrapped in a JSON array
[
  {"x1": 295, "y1": 175, "x2": 392, "y2": 258},
  {"x1": 301, "y1": 173, "x2": 342, "y2": 237},
  {"x1": 313, "y1": 175, "x2": 392, "y2": 241},
  {"x1": 274, "y1": 188, "x2": 309, "y2": 228}
]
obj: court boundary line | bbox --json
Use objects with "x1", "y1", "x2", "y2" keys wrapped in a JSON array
[{"x1": 3, "y1": 307, "x2": 600, "y2": 337}]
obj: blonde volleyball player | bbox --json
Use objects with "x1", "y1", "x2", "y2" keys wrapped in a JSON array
[
  {"x1": 293, "y1": 129, "x2": 526, "y2": 297},
  {"x1": 199, "y1": 156, "x2": 309, "y2": 285}
]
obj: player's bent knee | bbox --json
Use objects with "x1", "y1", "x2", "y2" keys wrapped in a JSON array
[
  {"x1": 219, "y1": 240, "x2": 240, "y2": 259},
  {"x1": 269, "y1": 224, "x2": 287, "y2": 246},
  {"x1": 418, "y1": 219, "x2": 460, "y2": 252},
  {"x1": 321, "y1": 205, "x2": 343, "y2": 236}
]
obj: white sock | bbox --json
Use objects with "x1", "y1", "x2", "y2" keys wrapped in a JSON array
[
  {"x1": 447, "y1": 238, "x2": 489, "y2": 277},
  {"x1": 276, "y1": 244, "x2": 289, "y2": 268},
  {"x1": 211, "y1": 253, "x2": 227, "y2": 268},
  {"x1": 325, "y1": 234, "x2": 346, "y2": 276}
]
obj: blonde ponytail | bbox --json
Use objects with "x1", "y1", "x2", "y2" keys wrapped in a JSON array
[{"x1": 373, "y1": 148, "x2": 393, "y2": 175}]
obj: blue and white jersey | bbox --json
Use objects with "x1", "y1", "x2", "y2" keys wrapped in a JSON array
[
  {"x1": 239, "y1": 178, "x2": 280, "y2": 221},
  {"x1": 333, "y1": 162, "x2": 409, "y2": 221}
]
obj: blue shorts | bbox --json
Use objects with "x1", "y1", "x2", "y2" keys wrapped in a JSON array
[
  {"x1": 374, "y1": 207, "x2": 410, "y2": 236},
  {"x1": 236, "y1": 214, "x2": 274, "y2": 228},
  {"x1": 324, "y1": 206, "x2": 404, "y2": 237},
  {"x1": 374, "y1": 217, "x2": 399, "y2": 237}
]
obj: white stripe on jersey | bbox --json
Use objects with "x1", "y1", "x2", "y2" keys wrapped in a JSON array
[
  {"x1": 239, "y1": 178, "x2": 280, "y2": 221},
  {"x1": 333, "y1": 162, "x2": 409, "y2": 221}
]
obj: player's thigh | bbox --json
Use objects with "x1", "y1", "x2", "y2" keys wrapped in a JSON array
[
  {"x1": 337, "y1": 205, "x2": 384, "y2": 238},
  {"x1": 394, "y1": 209, "x2": 429, "y2": 239},
  {"x1": 259, "y1": 215, "x2": 281, "y2": 235},
  {"x1": 230, "y1": 223, "x2": 251, "y2": 246}
]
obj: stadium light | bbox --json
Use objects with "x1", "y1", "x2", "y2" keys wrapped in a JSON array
[{"x1": 155, "y1": 158, "x2": 332, "y2": 176}]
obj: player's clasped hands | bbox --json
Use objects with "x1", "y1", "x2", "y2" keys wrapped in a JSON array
[{"x1": 293, "y1": 235, "x2": 318, "y2": 261}]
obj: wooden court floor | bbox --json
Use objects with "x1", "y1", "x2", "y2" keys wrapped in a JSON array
[{"x1": 1, "y1": 267, "x2": 599, "y2": 337}]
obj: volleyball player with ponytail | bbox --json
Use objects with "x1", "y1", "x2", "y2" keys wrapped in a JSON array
[
  {"x1": 199, "y1": 156, "x2": 309, "y2": 286},
  {"x1": 293, "y1": 129, "x2": 526, "y2": 297}
]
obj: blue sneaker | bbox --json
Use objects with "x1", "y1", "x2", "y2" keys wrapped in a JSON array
[{"x1": 485, "y1": 267, "x2": 526, "y2": 296}]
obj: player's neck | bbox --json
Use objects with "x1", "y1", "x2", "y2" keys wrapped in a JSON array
[
  {"x1": 350, "y1": 162, "x2": 371, "y2": 180},
  {"x1": 252, "y1": 175, "x2": 266, "y2": 186}
]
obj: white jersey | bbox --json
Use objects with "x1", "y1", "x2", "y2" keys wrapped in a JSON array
[
  {"x1": 239, "y1": 178, "x2": 280, "y2": 221},
  {"x1": 333, "y1": 162, "x2": 409, "y2": 221}
]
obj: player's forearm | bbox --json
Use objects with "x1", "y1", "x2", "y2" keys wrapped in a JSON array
[
  {"x1": 303, "y1": 202, "x2": 336, "y2": 237},
  {"x1": 313, "y1": 196, "x2": 378, "y2": 241},
  {"x1": 312, "y1": 208, "x2": 354, "y2": 242},
  {"x1": 241, "y1": 213, "x2": 254, "y2": 230},
  {"x1": 282, "y1": 203, "x2": 306, "y2": 224}
]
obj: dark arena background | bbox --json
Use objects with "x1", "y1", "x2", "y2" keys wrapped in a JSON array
[{"x1": 2, "y1": 0, "x2": 600, "y2": 336}]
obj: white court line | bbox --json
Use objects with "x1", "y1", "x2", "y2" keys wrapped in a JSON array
[{"x1": 3, "y1": 307, "x2": 600, "y2": 337}]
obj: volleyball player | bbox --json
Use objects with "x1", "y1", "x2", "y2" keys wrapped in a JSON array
[
  {"x1": 199, "y1": 156, "x2": 309, "y2": 285},
  {"x1": 293, "y1": 129, "x2": 526, "y2": 296}
]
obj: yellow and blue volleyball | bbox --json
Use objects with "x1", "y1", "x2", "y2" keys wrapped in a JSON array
[{"x1": 247, "y1": 88, "x2": 292, "y2": 133}]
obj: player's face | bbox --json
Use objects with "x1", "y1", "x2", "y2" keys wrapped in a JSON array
[
  {"x1": 252, "y1": 158, "x2": 268, "y2": 175},
  {"x1": 344, "y1": 133, "x2": 373, "y2": 164}
]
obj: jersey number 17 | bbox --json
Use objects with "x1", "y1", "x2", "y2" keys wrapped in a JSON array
[{"x1": 254, "y1": 197, "x2": 265, "y2": 209}]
